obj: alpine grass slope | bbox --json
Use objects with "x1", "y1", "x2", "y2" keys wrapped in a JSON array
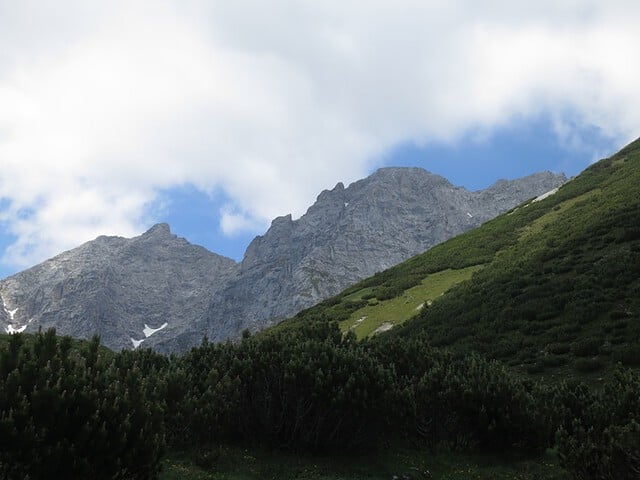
[{"x1": 294, "y1": 136, "x2": 640, "y2": 380}]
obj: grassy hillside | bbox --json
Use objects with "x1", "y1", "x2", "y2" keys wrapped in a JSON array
[
  {"x1": 338, "y1": 265, "x2": 483, "y2": 337},
  {"x1": 294, "y1": 137, "x2": 640, "y2": 380}
]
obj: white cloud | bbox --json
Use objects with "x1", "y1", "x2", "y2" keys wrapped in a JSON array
[
  {"x1": 1, "y1": 0, "x2": 639, "y2": 268},
  {"x1": 219, "y1": 205, "x2": 262, "y2": 236}
]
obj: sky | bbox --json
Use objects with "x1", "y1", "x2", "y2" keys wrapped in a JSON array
[{"x1": 1, "y1": 0, "x2": 639, "y2": 279}]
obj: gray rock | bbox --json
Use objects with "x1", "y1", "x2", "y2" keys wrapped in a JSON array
[
  {"x1": 201, "y1": 168, "x2": 566, "y2": 342},
  {"x1": 0, "y1": 224, "x2": 238, "y2": 351},
  {"x1": 0, "y1": 168, "x2": 566, "y2": 352}
]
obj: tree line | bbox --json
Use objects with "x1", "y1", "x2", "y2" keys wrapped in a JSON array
[{"x1": 0, "y1": 324, "x2": 638, "y2": 479}]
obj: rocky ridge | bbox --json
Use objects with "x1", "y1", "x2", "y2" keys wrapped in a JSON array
[
  {"x1": 1, "y1": 168, "x2": 566, "y2": 352},
  {"x1": 192, "y1": 168, "x2": 566, "y2": 345}
]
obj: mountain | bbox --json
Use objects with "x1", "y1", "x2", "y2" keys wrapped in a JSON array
[
  {"x1": 1, "y1": 167, "x2": 566, "y2": 352},
  {"x1": 0, "y1": 224, "x2": 237, "y2": 351},
  {"x1": 198, "y1": 168, "x2": 567, "y2": 344},
  {"x1": 292, "y1": 138, "x2": 640, "y2": 378}
]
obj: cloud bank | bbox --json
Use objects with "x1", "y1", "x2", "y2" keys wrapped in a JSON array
[{"x1": 1, "y1": 0, "x2": 639, "y2": 268}]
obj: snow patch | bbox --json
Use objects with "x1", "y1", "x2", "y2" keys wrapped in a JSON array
[
  {"x1": 415, "y1": 303, "x2": 425, "y2": 311},
  {"x1": 344, "y1": 202, "x2": 349, "y2": 207},
  {"x1": 6, "y1": 324, "x2": 27, "y2": 334},
  {"x1": 2, "y1": 294, "x2": 25, "y2": 334},
  {"x1": 349, "y1": 316, "x2": 367, "y2": 330},
  {"x1": 143, "y1": 322, "x2": 168, "y2": 338},
  {"x1": 373, "y1": 322, "x2": 394, "y2": 334},
  {"x1": 130, "y1": 322, "x2": 168, "y2": 349},
  {"x1": 532, "y1": 187, "x2": 559, "y2": 203},
  {"x1": 466, "y1": 212, "x2": 473, "y2": 218}
]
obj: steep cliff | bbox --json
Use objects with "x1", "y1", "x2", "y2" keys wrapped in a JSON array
[{"x1": 199, "y1": 168, "x2": 566, "y2": 343}]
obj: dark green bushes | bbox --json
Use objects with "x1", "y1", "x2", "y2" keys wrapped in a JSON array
[
  {"x1": 411, "y1": 354, "x2": 552, "y2": 451},
  {"x1": 572, "y1": 338, "x2": 602, "y2": 357},
  {"x1": 368, "y1": 337, "x2": 555, "y2": 453},
  {"x1": 1, "y1": 319, "x2": 639, "y2": 479},
  {"x1": 165, "y1": 325, "x2": 559, "y2": 455},
  {"x1": 556, "y1": 368, "x2": 640, "y2": 479},
  {"x1": 612, "y1": 345, "x2": 640, "y2": 366},
  {"x1": 0, "y1": 330, "x2": 165, "y2": 479},
  {"x1": 171, "y1": 322, "x2": 396, "y2": 452}
]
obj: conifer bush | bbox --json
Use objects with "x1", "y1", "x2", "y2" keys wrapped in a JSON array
[
  {"x1": 0, "y1": 330, "x2": 165, "y2": 479},
  {"x1": 556, "y1": 368, "x2": 640, "y2": 479}
]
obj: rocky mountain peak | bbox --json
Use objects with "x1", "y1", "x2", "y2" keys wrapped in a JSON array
[
  {"x1": 1, "y1": 166, "x2": 567, "y2": 353},
  {"x1": 269, "y1": 214, "x2": 294, "y2": 230},
  {"x1": 143, "y1": 223, "x2": 172, "y2": 237},
  {"x1": 354, "y1": 167, "x2": 450, "y2": 192},
  {"x1": 0, "y1": 224, "x2": 238, "y2": 351},
  {"x1": 201, "y1": 166, "x2": 567, "y2": 345}
]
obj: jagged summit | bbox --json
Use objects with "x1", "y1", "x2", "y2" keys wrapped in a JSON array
[
  {"x1": 198, "y1": 166, "x2": 567, "y2": 346},
  {"x1": 353, "y1": 167, "x2": 452, "y2": 193},
  {"x1": 370, "y1": 166, "x2": 443, "y2": 177},
  {"x1": 143, "y1": 222, "x2": 172, "y2": 236}
]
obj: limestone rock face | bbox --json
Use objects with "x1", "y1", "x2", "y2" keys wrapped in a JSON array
[
  {"x1": 201, "y1": 168, "x2": 567, "y2": 342},
  {"x1": 0, "y1": 168, "x2": 566, "y2": 352},
  {"x1": 0, "y1": 224, "x2": 238, "y2": 351}
]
